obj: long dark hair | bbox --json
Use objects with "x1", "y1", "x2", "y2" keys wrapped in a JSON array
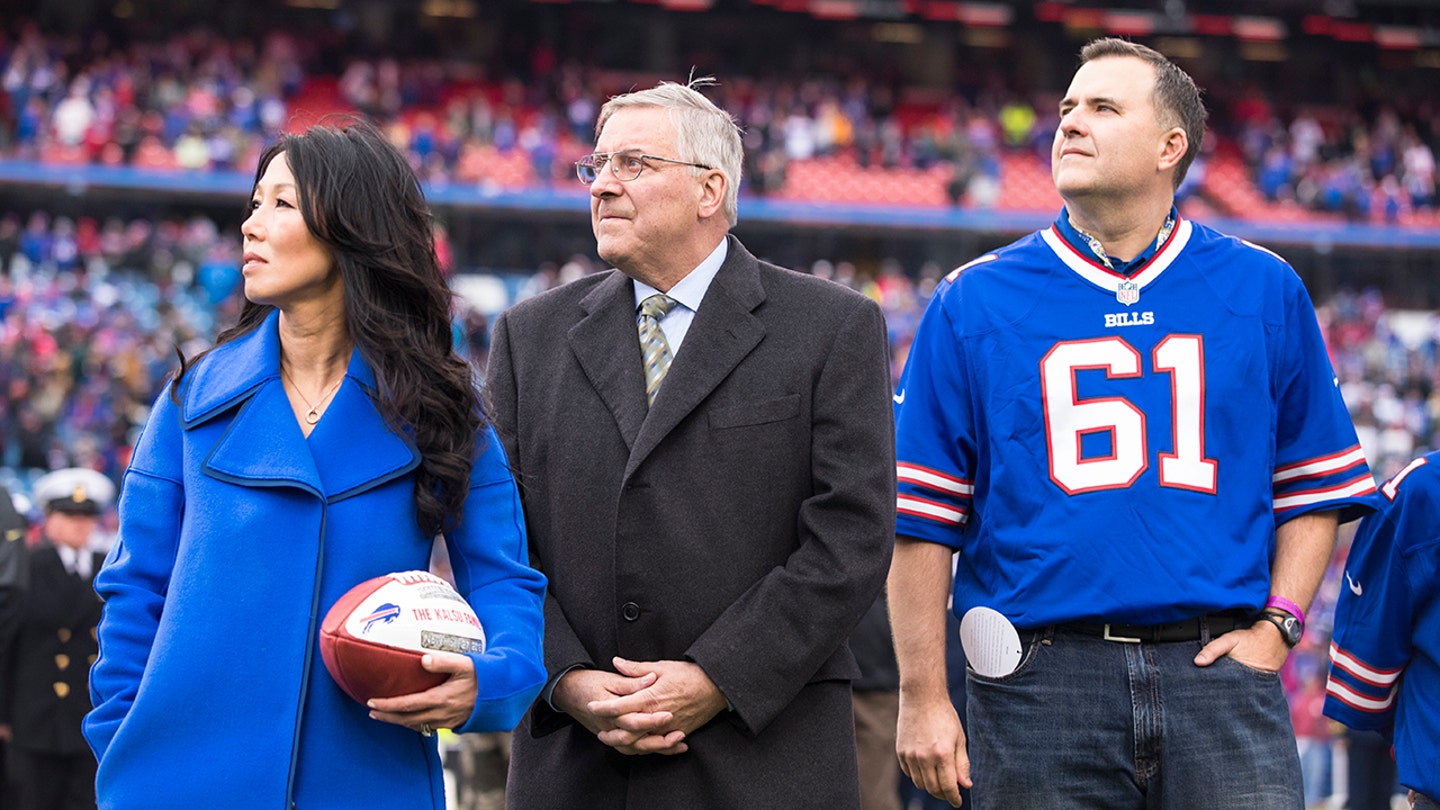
[{"x1": 175, "y1": 117, "x2": 483, "y2": 537}]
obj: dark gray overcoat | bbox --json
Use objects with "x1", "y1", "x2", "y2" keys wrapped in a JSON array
[{"x1": 488, "y1": 236, "x2": 896, "y2": 809}]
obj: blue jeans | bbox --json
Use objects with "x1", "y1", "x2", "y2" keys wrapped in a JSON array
[{"x1": 966, "y1": 627, "x2": 1302, "y2": 809}]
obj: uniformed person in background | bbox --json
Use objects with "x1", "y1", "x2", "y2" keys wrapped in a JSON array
[
  {"x1": 0, "y1": 468, "x2": 114, "y2": 810},
  {"x1": 0, "y1": 482, "x2": 33, "y2": 809}
]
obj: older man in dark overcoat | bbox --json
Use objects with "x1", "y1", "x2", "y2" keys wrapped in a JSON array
[{"x1": 488, "y1": 78, "x2": 895, "y2": 809}]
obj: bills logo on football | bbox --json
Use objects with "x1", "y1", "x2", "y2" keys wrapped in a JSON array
[
  {"x1": 1104, "y1": 311, "x2": 1155, "y2": 328},
  {"x1": 361, "y1": 603, "x2": 402, "y2": 633}
]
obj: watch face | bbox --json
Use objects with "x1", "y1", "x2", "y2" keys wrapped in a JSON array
[
  {"x1": 1281, "y1": 617, "x2": 1301, "y2": 644},
  {"x1": 1261, "y1": 612, "x2": 1303, "y2": 646}
]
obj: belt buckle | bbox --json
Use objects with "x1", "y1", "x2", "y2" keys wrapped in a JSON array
[{"x1": 1102, "y1": 624, "x2": 1143, "y2": 643}]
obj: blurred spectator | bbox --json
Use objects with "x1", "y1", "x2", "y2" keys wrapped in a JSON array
[
  {"x1": 0, "y1": 467, "x2": 114, "y2": 810},
  {"x1": 0, "y1": 483, "x2": 29, "y2": 809},
  {"x1": 851, "y1": 595, "x2": 900, "y2": 810},
  {"x1": 997, "y1": 96, "x2": 1036, "y2": 150},
  {"x1": 1288, "y1": 669, "x2": 1334, "y2": 808}
]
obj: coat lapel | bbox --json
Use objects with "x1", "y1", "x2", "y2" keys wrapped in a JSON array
[
  {"x1": 625, "y1": 237, "x2": 766, "y2": 480},
  {"x1": 305, "y1": 355, "x2": 419, "y2": 502},
  {"x1": 203, "y1": 381, "x2": 326, "y2": 496},
  {"x1": 567, "y1": 270, "x2": 649, "y2": 452},
  {"x1": 187, "y1": 311, "x2": 418, "y2": 501}
]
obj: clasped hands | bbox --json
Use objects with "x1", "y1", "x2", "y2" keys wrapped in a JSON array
[{"x1": 553, "y1": 656, "x2": 728, "y2": 756}]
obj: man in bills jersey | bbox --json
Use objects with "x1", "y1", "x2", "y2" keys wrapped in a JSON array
[
  {"x1": 888, "y1": 37, "x2": 1376, "y2": 808},
  {"x1": 1325, "y1": 453, "x2": 1440, "y2": 809}
]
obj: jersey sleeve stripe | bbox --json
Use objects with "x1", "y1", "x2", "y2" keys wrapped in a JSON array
[
  {"x1": 1330, "y1": 642, "x2": 1404, "y2": 686},
  {"x1": 1272, "y1": 473, "x2": 1378, "y2": 512},
  {"x1": 898, "y1": 494, "x2": 968, "y2": 526},
  {"x1": 1324, "y1": 678, "x2": 1397, "y2": 713},
  {"x1": 897, "y1": 463, "x2": 974, "y2": 496},
  {"x1": 1272, "y1": 446, "x2": 1369, "y2": 483}
]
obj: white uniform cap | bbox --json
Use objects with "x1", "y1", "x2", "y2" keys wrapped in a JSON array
[{"x1": 33, "y1": 468, "x2": 116, "y2": 516}]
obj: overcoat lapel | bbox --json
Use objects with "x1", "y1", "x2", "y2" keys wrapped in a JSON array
[
  {"x1": 203, "y1": 382, "x2": 326, "y2": 497},
  {"x1": 567, "y1": 270, "x2": 649, "y2": 452},
  {"x1": 626, "y1": 238, "x2": 766, "y2": 480},
  {"x1": 184, "y1": 310, "x2": 418, "y2": 501},
  {"x1": 305, "y1": 368, "x2": 419, "y2": 502}
]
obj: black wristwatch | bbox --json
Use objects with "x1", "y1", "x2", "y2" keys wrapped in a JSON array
[{"x1": 1255, "y1": 610, "x2": 1303, "y2": 647}]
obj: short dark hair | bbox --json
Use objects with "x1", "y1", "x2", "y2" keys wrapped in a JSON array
[{"x1": 1080, "y1": 37, "x2": 1207, "y2": 189}]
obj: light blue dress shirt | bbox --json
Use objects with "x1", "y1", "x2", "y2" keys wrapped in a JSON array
[{"x1": 631, "y1": 237, "x2": 729, "y2": 357}]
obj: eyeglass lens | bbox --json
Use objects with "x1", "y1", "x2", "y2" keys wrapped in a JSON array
[{"x1": 577, "y1": 152, "x2": 649, "y2": 183}]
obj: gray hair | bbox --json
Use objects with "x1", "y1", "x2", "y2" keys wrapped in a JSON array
[{"x1": 596, "y1": 77, "x2": 744, "y2": 227}]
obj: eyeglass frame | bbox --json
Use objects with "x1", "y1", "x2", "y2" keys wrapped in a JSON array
[{"x1": 575, "y1": 150, "x2": 714, "y2": 184}]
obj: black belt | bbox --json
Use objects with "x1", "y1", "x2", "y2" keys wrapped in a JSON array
[{"x1": 1053, "y1": 612, "x2": 1250, "y2": 643}]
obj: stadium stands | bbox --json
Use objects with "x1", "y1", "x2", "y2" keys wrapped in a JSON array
[{"x1": 3, "y1": 16, "x2": 1436, "y2": 226}]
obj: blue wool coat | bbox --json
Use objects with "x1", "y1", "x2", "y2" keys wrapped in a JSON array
[{"x1": 84, "y1": 311, "x2": 546, "y2": 810}]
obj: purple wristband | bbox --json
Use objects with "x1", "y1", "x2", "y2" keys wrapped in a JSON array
[{"x1": 1264, "y1": 596, "x2": 1305, "y2": 628}]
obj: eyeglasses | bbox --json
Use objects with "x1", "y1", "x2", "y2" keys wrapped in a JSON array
[{"x1": 575, "y1": 150, "x2": 713, "y2": 184}]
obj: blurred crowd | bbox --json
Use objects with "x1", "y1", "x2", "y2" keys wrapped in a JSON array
[
  {"x1": 0, "y1": 23, "x2": 1018, "y2": 206},
  {"x1": 1231, "y1": 86, "x2": 1439, "y2": 223},
  {"x1": 1, "y1": 25, "x2": 300, "y2": 172},
  {"x1": 5, "y1": 22, "x2": 1439, "y2": 220},
  {"x1": 0, "y1": 210, "x2": 239, "y2": 505}
]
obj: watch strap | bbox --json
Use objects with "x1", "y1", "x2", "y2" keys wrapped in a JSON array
[{"x1": 1264, "y1": 595, "x2": 1306, "y2": 629}]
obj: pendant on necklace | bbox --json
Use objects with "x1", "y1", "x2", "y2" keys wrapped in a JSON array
[{"x1": 306, "y1": 409, "x2": 320, "y2": 424}]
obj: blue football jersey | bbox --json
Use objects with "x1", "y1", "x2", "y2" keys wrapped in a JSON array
[
  {"x1": 894, "y1": 215, "x2": 1376, "y2": 627},
  {"x1": 1325, "y1": 452, "x2": 1440, "y2": 800}
]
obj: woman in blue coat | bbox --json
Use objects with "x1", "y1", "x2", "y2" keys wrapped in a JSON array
[{"x1": 84, "y1": 118, "x2": 547, "y2": 809}]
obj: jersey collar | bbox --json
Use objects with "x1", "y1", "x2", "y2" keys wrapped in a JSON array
[{"x1": 1041, "y1": 206, "x2": 1191, "y2": 300}]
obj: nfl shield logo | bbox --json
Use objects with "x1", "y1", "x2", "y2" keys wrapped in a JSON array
[{"x1": 1116, "y1": 280, "x2": 1140, "y2": 306}]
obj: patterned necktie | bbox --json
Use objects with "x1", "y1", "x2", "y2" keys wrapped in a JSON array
[{"x1": 638, "y1": 294, "x2": 680, "y2": 406}]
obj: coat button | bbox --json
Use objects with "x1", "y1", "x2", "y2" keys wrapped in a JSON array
[
  {"x1": 53, "y1": 682, "x2": 71, "y2": 698},
  {"x1": 57, "y1": 628, "x2": 72, "y2": 642},
  {"x1": 55, "y1": 654, "x2": 71, "y2": 671},
  {"x1": 621, "y1": 602, "x2": 641, "y2": 622}
]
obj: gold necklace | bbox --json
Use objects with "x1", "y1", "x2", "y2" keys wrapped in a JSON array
[{"x1": 282, "y1": 366, "x2": 344, "y2": 425}]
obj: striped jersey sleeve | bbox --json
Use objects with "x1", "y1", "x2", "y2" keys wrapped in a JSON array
[
  {"x1": 1269, "y1": 279, "x2": 1376, "y2": 519},
  {"x1": 893, "y1": 280, "x2": 975, "y2": 547},
  {"x1": 1271, "y1": 445, "x2": 1374, "y2": 515},
  {"x1": 1324, "y1": 456, "x2": 1425, "y2": 730},
  {"x1": 897, "y1": 463, "x2": 972, "y2": 530}
]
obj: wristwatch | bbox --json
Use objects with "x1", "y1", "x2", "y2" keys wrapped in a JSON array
[{"x1": 1255, "y1": 610, "x2": 1303, "y2": 647}]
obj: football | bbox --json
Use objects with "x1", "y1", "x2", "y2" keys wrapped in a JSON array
[{"x1": 319, "y1": 570, "x2": 486, "y2": 704}]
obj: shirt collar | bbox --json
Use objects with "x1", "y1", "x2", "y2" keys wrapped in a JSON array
[
  {"x1": 633, "y1": 238, "x2": 728, "y2": 313},
  {"x1": 1052, "y1": 206, "x2": 1178, "y2": 277}
]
